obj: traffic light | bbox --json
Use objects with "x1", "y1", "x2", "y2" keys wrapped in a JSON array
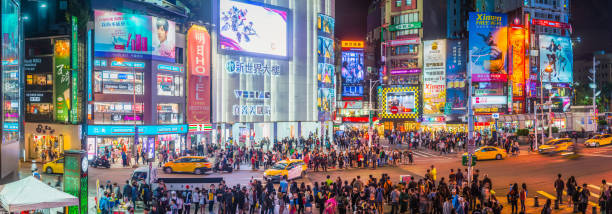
[{"x1": 462, "y1": 155, "x2": 477, "y2": 166}]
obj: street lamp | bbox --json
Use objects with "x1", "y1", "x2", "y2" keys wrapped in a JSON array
[
  {"x1": 117, "y1": 60, "x2": 139, "y2": 160},
  {"x1": 545, "y1": 65, "x2": 553, "y2": 138},
  {"x1": 368, "y1": 79, "x2": 381, "y2": 146}
]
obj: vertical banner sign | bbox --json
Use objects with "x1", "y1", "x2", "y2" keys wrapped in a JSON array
[
  {"x1": 87, "y1": 30, "x2": 92, "y2": 101},
  {"x1": 423, "y1": 40, "x2": 447, "y2": 116},
  {"x1": 468, "y1": 12, "x2": 508, "y2": 82},
  {"x1": 71, "y1": 16, "x2": 79, "y2": 124},
  {"x1": 55, "y1": 40, "x2": 71, "y2": 123},
  {"x1": 186, "y1": 25, "x2": 211, "y2": 123},
  {"x1": 317, "y1": 14, "x2": 335, "y2": 121},
  {"x1": 509, "y1": 27, "x2": 526, "y2": 97},
  {"x1": 63, "y1": 155, "x2": 79, "y2": 214},
  {"x1": 445, "y1": 40, "x2": 468, "y2": 123}
]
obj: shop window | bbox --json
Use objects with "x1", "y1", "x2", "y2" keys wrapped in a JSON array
[
  {"x1": 157, "y1": 103, "x2": 183, "y2": 124},
  {"x1": 157, "y1": 74, "x2": 184, "y2": 96},
  {"x1": 94, "y1": 70, "x2": 144, "y2": 95},
  {"x1": 396, "y1": 0, "x2": 401, "y2": 7},
  {"x1": 392, "y1": 44, "x2": 418, "y2": 56},
  {"x1": 25, "y1": 103, "x2": 53, "y2": 122},
  {"x1": 93, "y1": 102, "x2": 144, "y2": 125},
  {"x1": 26, "y1": 74, "x2": 53, "y2": 90}
]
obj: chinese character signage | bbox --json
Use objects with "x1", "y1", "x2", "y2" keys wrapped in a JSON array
[
  {"x1": 187, "y1": 25, "x2": 211, "y2": 123},
  {"x1": 423, "y1": 40, "x2": 446, "y2": 115},
  {"x1": 510, "y1": 27, "x2": 526, "y2": 97},
  {"x1": 388, "y1": 22, "x2": 422, "y2": 31},
  {"x1": 341, "y1": 41, "x2": 364, "y2": 48},
  {"x1": 71, "y1": 16, "x2": 79, "y2": 124},
  {"x1": 468, "y1": 12, "x2": 508, "y2": 82},
  {"x1": 54, "y1": 40, "x2": 71, "y2": 123}
]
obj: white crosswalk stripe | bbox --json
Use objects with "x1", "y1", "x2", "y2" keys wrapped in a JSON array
[{"x1": 411, "y1": 150, "x2": 453, "y2": 159}]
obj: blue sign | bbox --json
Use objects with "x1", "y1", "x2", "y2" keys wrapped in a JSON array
[
  {"x1": 87, "y1": 125, "x2": 188, "y2": 136},
  {"x1": 3, "y1": 123, "x2": 18, "y2": 132},
  {"x1": 110, "y1": 60, "x2": 145, "y2": 68},
  {"x1": 88, "y1": 30, "x2": 93, "y2": 101},
  {"x1": 157, "y1": 64, "x2": 184, "y2": 72}
]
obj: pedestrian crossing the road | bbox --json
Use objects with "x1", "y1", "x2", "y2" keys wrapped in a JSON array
[{"x1": 535, "y1": 182, "x2": 610, "y2": 210}]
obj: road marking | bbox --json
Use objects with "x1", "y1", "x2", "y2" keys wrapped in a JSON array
[
  {"x1": 581, "y1": 153, "x2": 612, "y2": 158},
  {"x1": 537, "y1": 191, "x2": 557, "y2": 200},
  {"x1": 588, "y1": 184, "x2": 600, "y2": 190}
]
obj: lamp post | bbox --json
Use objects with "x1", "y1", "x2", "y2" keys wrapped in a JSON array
[
  {"x1": 368, "y1": 79, "x2": 381, "y2": 146},
  {"x1": 545, "y1": 65, "x2": 553, "y2": 137}
]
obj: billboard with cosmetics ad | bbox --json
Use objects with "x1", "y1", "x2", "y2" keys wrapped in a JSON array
[
  {"x1": 94, "y1": 10, "x2": 176, "y2": 62},
  {"x1": 468, "y1": 12, "x2": 508, "y2": 82},
  {"x1": 423, "y1": 40, "x2": 446, "y2": 115},
  {"x1": 379, "y1": 87, "x2": 419, "y2": 120},
  {"x1": 445, "y1": 40, "x2": 467, "y2": 122},
  {"x1": 187, "y1": 25, "x2": 211, "y2": 123},
  {"x1": 341, "y1": 50, "x2": 364, "y2": 97},
  {"x1": 219, "y1": 0, "x2": 291, "y2": 59},
  {"x1": 539, "y1": 35, "x2": 573, "y2": 83}
]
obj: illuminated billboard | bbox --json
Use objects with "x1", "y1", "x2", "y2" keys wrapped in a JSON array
[
  {"x1": 187, "y1": 25, "x2": 211, "y2": 123},
  {"x1": 445, "y1": 40, "x2": 467, "y2": 122},
  {"x1": 510, "y1": 27, "x2": 526, "y2": 97},
  {"x1": 94, "y1": 10, "x2": 176, "y2": 62},
  {"x1": 219, "y1": 0, "x2": 291, "y2": 58},
  {"x1": 468, "y1": 12, "x2": 508, "y2": 82},
  {"x1": 341, "y1": 50, "x2": 364, "y2": 97},
  {"x1": 379, "y1": 87, "x2": 419, "y2": 119},
  {"x1": 423, "y1": 40, "x2": 446, "y2": 115},
  {"x1": 317, "y1": 14, "x2": 335, "y2": 121},
  {"x1": 539, "y1": 35, "x2": 573, "y2": 83}
]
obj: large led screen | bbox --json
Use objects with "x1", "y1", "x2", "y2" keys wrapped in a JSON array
[
  {"x1": 379, "y1": 87, "x2": 419, "y2": 119},
  {"x1": 341, "y1": 51, "x2": 364, "y2": 97},
  {"x1": 468, "y1": 12, "x2": 508, "y2": 82},
  {"x1": 423, "y1": 40, "x2": 446, "y2": 115},
  {"x1": 510, "y1": 27, "x2": 526, "y2": 96},
  {"x1": 94, "y1": 10, "x2": 176, "y2": 62},
  {"x1": 445, "y1": 40, "x2": 467, "y2": 122},
  {"x1": 219, "y1": 0, "x2": 290, "y2": 58},
  {"x1": 539, "y1": 35, "x2": 573, "y2": 83}
]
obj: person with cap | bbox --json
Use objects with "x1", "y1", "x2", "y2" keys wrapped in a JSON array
[{"x1": 184, "y1": 185, "x2": 192, "y2": 214}]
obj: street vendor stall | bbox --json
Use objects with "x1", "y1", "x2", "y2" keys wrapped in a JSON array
[{"x1": 0, "y1": 176, "x2": 78, "y2": 213}]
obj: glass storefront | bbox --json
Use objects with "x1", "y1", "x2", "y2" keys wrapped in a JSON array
[
  {"x1": 1, "y1": 0, "x2": 21, "y2": 145},
  {"x1": 93, "y1": 102, "x2": 144, "y2": 124},
  {"x1": 156, "y1": 74, "x2": 184, "y2": 96},
  {"x1": 94, "y1": 70, "x2": 144, "y2": 95},
  {"x1": 157, "y1": 103, "x2": 183, "y2": 124}
]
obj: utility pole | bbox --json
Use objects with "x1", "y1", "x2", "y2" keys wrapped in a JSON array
[
  {"x1": 591, "y1": 55, "x2": 598, "y2": 132},
  {"x1": 467, "y1": 56, "x2": 474, "y2": 183}
]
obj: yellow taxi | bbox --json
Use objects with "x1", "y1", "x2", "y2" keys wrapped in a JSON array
[
  {"x1": 462, "y1": 146, "x2": 507, "y2": 160},
  {"x1": 263, "y1": 159, "x2": 307, "y2": 182},
  {"x1": 584, "y1": 134, "x2": 612, "y2": 147},
  {"x1": 162, "y1": 156, "x2": 212, "y2": 175},
  {"x1": 43, "y1": 157, "x2": 64, "y2": 174},
  {"x1": 539, "y1": 138, "x2": 574, "y2": 153}
]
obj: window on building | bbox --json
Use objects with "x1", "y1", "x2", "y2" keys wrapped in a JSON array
[
  {"x1": 25, "y1": 103, "x2": 53, "y2": 122},
  {"x1": 396, "y1": 0, "x2": 401, "y2": 7},
  {"x1": 406, "y1": 0, "x2": 412, "y2": 7},
  {"x1": 157, "y1": 103, "x2": 183, "y2": 124},
  {"x1": 93, "y1": 102, "x2": 144, "y2": 125},
  {"x1": 94, "y1": 70, "x2": 144, "y2": 95},
  {"x1": 156, "y1": 74, "x2": 184, "y2": 96},
  {"x1": 392, "y1": 44, "x2": 419, "y2": 56},
  {"x1": 175, "y1": 47, "x2": 184, "y2": 64}
]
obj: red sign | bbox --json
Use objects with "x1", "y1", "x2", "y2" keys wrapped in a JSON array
[
  {"x1": 531, "y1": 19, "x2": 571, "y2": 29},
  {"x1": 388, "y1": 37, "x2": 420, "y2": 46},
  {"x1": 390, "y1": 106, "x2": 399, "y2": 114},
  {"x1": 342, "y1": 117, "x2": 378, "y2": 123},
  {"x1": 187, "y1": 25, "x2": 211, "y2": 123}
]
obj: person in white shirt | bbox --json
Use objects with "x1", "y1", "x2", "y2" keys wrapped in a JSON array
[{"x1": 192, "y1": 188, "x2": 200, "y2": 214}]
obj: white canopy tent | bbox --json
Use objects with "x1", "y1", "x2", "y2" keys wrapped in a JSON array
[{"x1": 0, "y1": 176, "x2": 78, "y2": 213}]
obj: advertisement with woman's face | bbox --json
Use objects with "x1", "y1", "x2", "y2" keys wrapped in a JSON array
[{"x1": 152, "y1": 17, "x2": 176, "y2": 59}]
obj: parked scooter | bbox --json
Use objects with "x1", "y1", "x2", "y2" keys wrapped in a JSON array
[{"x1": 90, "y1": 156, "x2": 111, "y2": 168}]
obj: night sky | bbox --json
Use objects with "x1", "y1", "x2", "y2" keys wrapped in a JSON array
[{"x1": 335, "y1": 0, "x2": 612, "y2": 60}]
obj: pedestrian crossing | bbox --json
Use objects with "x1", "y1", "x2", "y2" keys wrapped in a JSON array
[
  {"x1": 536, "y1": 182, "x2": 610, "y2": 209},
  {"x1": 411, "y1": 150, "x2": 454, "y2": 159}
]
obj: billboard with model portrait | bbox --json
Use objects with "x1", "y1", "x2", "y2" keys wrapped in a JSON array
[
  {"x1": 539, "y1": 35, "x2": 573, "y2": 83},
  {"x1": 468, "y1": 12, "x2": 508, "y2": 82},
  {"x1": 219, "y1": 0, "x2": 290, "y2": 58},
  {"x1": 94, "y1": 10, "x2": 176, "y2": 62},
  {"x1": 341, "y1": 50, "x2": 364, "y2": 97}
]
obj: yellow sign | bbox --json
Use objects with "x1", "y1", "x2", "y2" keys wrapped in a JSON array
[{"x1": 341, "y1": 40, "x2": 364, "y2": 48}]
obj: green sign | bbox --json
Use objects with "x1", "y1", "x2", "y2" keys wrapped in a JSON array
[
  {"x1": 54, "y1": 40, "x2": 71, "y2": 123},
  {"x1": 388, "y1": 22, "x2": 422, "y2": 31},
  {"x1": 462, "y1": 155, "x2": 477, "y2": 166},
  {"x1": 64, "y1": 155, "x2": 80, "y2": 214},
  {"x1": 71, "y1": 16, "x2": 79, "y2": 124}
]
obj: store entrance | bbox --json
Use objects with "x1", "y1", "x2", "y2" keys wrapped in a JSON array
[{"x1": 27, "y1": 134, "x2": 63, "y2": 163}]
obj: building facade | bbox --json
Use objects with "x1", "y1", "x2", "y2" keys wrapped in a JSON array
[{"x1": 210, "y1": 0, "x2": 335, "y2": 145}]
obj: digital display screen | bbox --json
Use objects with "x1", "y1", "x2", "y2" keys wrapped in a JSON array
[
  {"x1": 94, "y1": 10, "x2": 176, "y2": 61},
  {"x1": 386, "y1": 92, "x2": 416, "y2": 114},
  {"x1": 219, "y1": 0, "x2": 290, "y2": 58},
  {"x1": 341, "y1": 50, "x2": 364, "y2": 97}
]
